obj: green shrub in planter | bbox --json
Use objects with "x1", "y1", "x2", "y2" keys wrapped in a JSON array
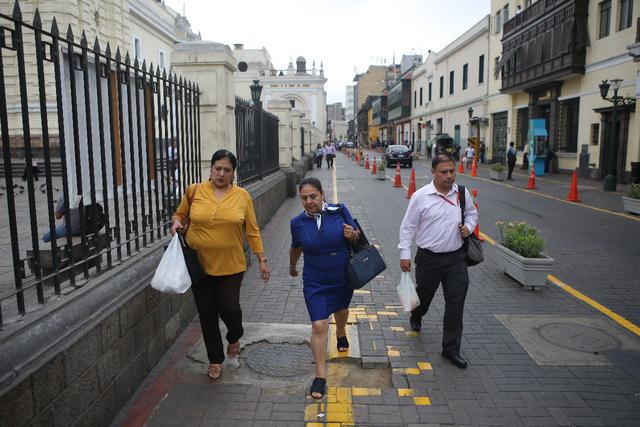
[
  {"x1": 496, "y1": 221, "x2": 545, "y2": 258},
  {"x1": 628, "y1": 184, "x2": 640, "y2": 199},
  {"x1": 490, "y1": 163, "x2": 504, "y2": 173},
  {"x1": 377, "y1": 161, "x2": 385, "y2": 171}
]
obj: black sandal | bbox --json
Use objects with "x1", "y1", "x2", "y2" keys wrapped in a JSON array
[
  {"x1": 310, "y1": 377, "x2": 326, "y2": 399},
  {"x1": 337, "y1": 336, "x2": 349, "y2": 352}
]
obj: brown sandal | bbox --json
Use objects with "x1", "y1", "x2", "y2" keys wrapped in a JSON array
[
  {"x1": 227, "y1": 341, "x2": 241, "y2": 359},
  {"x1": 208, "y1": 363, "x2": 222, "y2": 380}
]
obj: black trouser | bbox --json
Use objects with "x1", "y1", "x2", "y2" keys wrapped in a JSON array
[
  {"x1": 507, "y1": 160, "x2": 516, "y2": 179},
  {"x1": 412, "y1": 247, "x2": 469, "y2": 355},
  {"x1": 326, "y1": 154, "x2": 334, "y2": 168},
  {"x1": 316, "y1": 155, "x2": 323, "y2": 169},
  {"x1": 191, "y1": 272, "x2": 244, "y2": 364}
]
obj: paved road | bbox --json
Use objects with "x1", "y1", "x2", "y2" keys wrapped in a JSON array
[{"x1": 115, "y1": 151, "x2": 640, "y2": 426}]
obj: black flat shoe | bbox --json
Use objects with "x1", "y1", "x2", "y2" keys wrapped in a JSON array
[
  {"x1": 409, "y1": 314, "x2": 421, "y2": 332},
  {"x1": 337, "y1": 336, "x2": 349, "y2": 352},
  {"x1": 442, "y1": 352, "x2": 467, "y2": 369},
  {"x1": 310, "y1": 377, "x2": 326, "y2": 399}
]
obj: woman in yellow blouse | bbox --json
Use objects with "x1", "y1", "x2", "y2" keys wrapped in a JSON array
[{"x1": 171, "y1": 149, "x2": 269, "y2": 380}]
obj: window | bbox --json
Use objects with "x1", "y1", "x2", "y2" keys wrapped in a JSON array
[
  {"x1": 494, "y1": 11, "x2": 501, "y2": 34},
  {"x1": 557, "y1": 98, "x2": 580, "y2": 153},
  {"x1": 590, "y1": 123, "x2": 600, "y2": 145},
  {"x1": 134, "y1": 37, "x2": 141, "y2": 59},
  {"x1": 619, "y1": 0, "x2": 633, "y2": 30},
  {"x1": 428, "y1": 82, "x2": 432, "y2": 101},
  {"x1": 502, "y1": 4, "x2": 509, "y2": 23},
  {"x1": 159, "y1": 50, "x2": 165, "y2": 69},
  {"x1": 494, "y1": 56, "x2": 500, "y2": 80},
  {"x1": 289, "y1": 100, "x2": 295, "y2": 108},
  {"x1": 436, "y1": 118, "x2": 443, "y2": 134},
  {"x1": 414, "y1": 90, "x2": 417, "y2": 108},
  {"x1": 419, "y1": 87, "x2": 423, "y2": 105},
  {"x1": 479, "y1": 55, "x2": 485, "y2": 83},
  {"x1": 599, "y1": 0, "x2": 611, "y2": 38},
  {"x1": 462, "y1": 64, "x2": 468, "y2": 90},
  {"x1": 449, "y1": 71, "x2": 454, "y2": 95},
  {"x1": 439, "y1": 76, "x2": 444, "y2": 98}
]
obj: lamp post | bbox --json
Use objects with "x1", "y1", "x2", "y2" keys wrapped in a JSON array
[
  {"x1": 467, "y1": 107, "x2": 481, "y2": 163},
  {"x1": 250, "y1": 79, "x2": 263, "y2": 179},
  {"x1": 599, "y1": 79, "x2": 635, "y2": 191}
]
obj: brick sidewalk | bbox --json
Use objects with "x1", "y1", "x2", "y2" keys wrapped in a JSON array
[{"x1": 115, "y1": 152, "x2": 640, "y2": 426}]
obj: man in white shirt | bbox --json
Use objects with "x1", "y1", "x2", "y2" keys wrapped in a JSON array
[
  {"x1": 463, "y1": 143, "x2": 475, "y2": 169},
  {"x1": 398, "y1": 154, "x2": 478, "y2": 369}
]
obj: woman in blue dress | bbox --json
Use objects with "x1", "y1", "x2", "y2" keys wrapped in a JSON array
[{"x1": 289, "y1": 177, "x2": 360, "y2": 399}]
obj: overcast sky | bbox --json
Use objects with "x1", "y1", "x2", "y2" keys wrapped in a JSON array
[{"x1": 164, "y1": 0, "x2": 490, "y2": 104}]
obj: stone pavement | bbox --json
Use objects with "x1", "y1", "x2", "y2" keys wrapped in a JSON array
[{"x1": 114, "y1": 151, "x2": 640, "y2": 426}]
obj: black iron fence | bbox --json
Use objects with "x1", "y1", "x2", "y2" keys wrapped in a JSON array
[
  {"x1": 0, "y1": 1, "x2": 201, "y2": 327},
  {"x1": 235, "y1": 97, "x2": 279, "y2": 186}
]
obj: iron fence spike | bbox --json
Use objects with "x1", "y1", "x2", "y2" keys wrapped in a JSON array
[
  {"x1": 115, "y1": 46, "x2": 121, "y2": 61},
  {"x1": 80, "y1": 31, "x2": 88, "y2": 48},
  {"x1": 33, "y1": 8, "x2": 42, "y2": 28},
  {"x1": 125, "y1": 51, "x2": 130, "y2": 64},
  {"x1": 12, "y1": 0, "x2": 22, "y2": 20},
  {"x1": 66, "y1": 24, "x2": 74, "y2": 41},
  {"x1": 51, "y1": 17, "x2": 59, "y2": 36},
  {"x1": 93, "y1": 36, "x2": 100, "y2": 52},
  {"x1": 105, "y1": 42, "x2": 111, "y2": 57}
]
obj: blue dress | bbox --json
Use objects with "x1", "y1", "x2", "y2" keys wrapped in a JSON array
[{"x1": 290, "y1": 203, "x2": 356, "y2": 321}]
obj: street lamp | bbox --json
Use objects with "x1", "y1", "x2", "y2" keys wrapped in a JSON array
[
  {"x1": 599, "y1": 78, "x2": 635, "y2": 191},
  {"x1": 250, "y1": 80, "x2": 263, "y2": 179},
  {"x1": 467, "y1": 106, "x2": 481, "y2": 162}
]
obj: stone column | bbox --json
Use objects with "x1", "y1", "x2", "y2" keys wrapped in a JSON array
[
  {"x1": 266, "y1": 99, "x2": 293, "y2": 167},
  {"x1": 171, "y1": 41, "x2": 237, "y2": 178},
  {"x1": 301, "y1": 118, "x2": 312, "y2": 154}
]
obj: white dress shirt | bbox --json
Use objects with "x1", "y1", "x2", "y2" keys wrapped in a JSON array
[{"x1": 398, "y1": 181, "x2": 478, "y2": 259}]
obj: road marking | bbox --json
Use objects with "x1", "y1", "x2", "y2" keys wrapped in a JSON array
[
  {"x1": 352, "y1": 387, "x2": 381, "y2": 397},
  {"x1": 480, "y1": 231, "x2": 640, "y2": 337},
  {"x1": 332, "y1": 158, "x2": 339, "y2": 203},
  {"x1": 464, "y1": 173, "x2": 640, "y2": 223}
]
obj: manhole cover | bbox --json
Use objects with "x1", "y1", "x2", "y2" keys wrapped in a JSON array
[
  {"x1": 242, "y1": 342, "x2": 314, "y2": 377},
  {"x1": 539, "y1": 323, "x2": 621, "y2": 353}
]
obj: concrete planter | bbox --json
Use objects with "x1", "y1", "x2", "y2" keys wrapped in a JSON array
[
  {"x1": 359, "y1": 158, "x2": 365, "y2": 166},
  {"x1": 376, "y1": 170, "x2": 386, "y2": 180},
  {"x1": 622, "y1": 196, "x2": 640, "y2": 215},
  {"x1": 490, "y1": 170, "x2": 505, "y2": 181},
  {"x1": 495, "y1": 243, "x2": 554, "y2": 290}
]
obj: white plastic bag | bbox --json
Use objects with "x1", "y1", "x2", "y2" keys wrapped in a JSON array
[
  {"x1": 150, "y1": 234, "x2": 192, "y2": 293},
  {"x1": 397, "y1": 271, "x2": 420, "y2": 312}
]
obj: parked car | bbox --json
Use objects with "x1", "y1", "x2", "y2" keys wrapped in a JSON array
[
  {"x1": 345, "y1": 141, "x2": 355, "y2": 149},
  {"x1": 383, "y1": 144, "x2": 413, "y2": 168}
]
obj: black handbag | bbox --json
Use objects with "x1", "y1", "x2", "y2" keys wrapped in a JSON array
[
  {"x1": 343, "y1": 217, "x2": 387, "y2": 289},
  {"x1": 179, "y1": 185, "x2": 206, "y2": 284},
  {"x1": 458, "y1": 185, "x2": 484, "y2": 266}
]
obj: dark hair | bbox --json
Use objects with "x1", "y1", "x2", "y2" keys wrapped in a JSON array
[
  {"x1": 432, "y1": 153, "x2": 456, "y2": 169},
  {"x1": 210, "y1": 149, "x2": 238, "y2": 170},
  {"x1": 298, "y1": 177, "x2": 323, "y2": 193},
  {"x1": 509, "y1": 141, "x2": 515, "y2": 146}
]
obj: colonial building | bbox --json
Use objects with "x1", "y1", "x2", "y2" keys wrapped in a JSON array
[
  {"x1": 232, "y1": 47, "x2": 327, "y2": 133},
  {"x1": 487, "y1": 0, "x2": 638, "y2": 181},
  {"x1": 412, "y1": 17, "x2": 490, "y2": 157}
]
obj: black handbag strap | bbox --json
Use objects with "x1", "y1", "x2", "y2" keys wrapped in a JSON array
[
  {"x1": 337, "y1": 209, "x2": 369, "y2": 252},
  {"x1": 458, "y1": 185, "x2": 466, "y2": 224}
]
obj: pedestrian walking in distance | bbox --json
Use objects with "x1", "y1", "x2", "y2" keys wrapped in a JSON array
[
  {"x1": 325, "y1": 142, "x2": 336, "y2": 169},
  {"x1": 289, "y1": 177, "x2": 361, "y2": 399},
  {"x1": 314, "y1": 143, "x2": 323, "y2": 169},
  {"x1": 171, "y1": 149, "x2": 270, "y2": 380},
  {"x1": 398, "y1": 154, "x2": 478, "y2": 369},
  {"x1": 507, "y1": 141, "x2": 517, "y2": 180}
]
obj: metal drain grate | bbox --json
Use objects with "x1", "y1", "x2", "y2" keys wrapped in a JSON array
[{"x1": 242, "y1": 342, "x2": 314, "y2": 377}]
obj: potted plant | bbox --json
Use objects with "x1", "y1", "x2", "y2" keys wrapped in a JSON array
[
  {"x1": 489, "y1": 163, "x2": 505, "y2": 181},
  {"x1": 622, "y1": 184, "x2": 640, "y2": 215},
  {"x1": 358, "y1": 150, "x2": 365, "y2": 166},
  {"x1": 495, "y1": 221, "x2": 554, "y2": 290},
  {"x1": 376, "y1": 161, "x2": 386, "y2": 180}
]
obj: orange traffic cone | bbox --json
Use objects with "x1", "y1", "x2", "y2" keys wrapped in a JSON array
[
  {"x1": 406, "y1": 168, "x2": 416, "y2": 198},
  {"x1": 470, "y1": 159, "x2": 478, "y2": 177},
  {"x1": 365, "y1": 155, "x2": 370, "y2": 169},
  {"x1": 458, "y1": 161, "x2": 464, "y2": 173},
  {"x1": 371, "y1": 157, "x2": 377, "y2": 174},
  {"x1": 471, "y1": 188, "x2": 484, "y2": 241},
  {"x1": 526, "y1": 165, "x2": 537, "y2": 189},
  {"x1": 393, "y1": 163, "x2": 402, "y2": 187},
  {"x1": 566, "y1": 170, "x2": 581, "y2": 202}
]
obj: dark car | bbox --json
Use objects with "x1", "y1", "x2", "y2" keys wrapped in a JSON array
[
  {"x1": 345, "y1": 141, "x2": 355, "y2": 149},
  {"x1": 383, "y1": 144, "x2": 413, "y2": 168}
]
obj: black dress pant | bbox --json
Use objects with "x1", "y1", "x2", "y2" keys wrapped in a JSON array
[
  {"x1": 316, "y1": 155, "x2": 323, "y2": 169},
  {"x1": 191, "y1": 272, "x2": 244, "y2": 364},
  {"x1": 412, "y1": 247, "x2": 469, "y2": 355},
  {"x1": 326, "y1": 154, "x2": 334, "y2": 168},
  {"x1": 507, "y1": 160, "x2": 516, "y2": 179}
]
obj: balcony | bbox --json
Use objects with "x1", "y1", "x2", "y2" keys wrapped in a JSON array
[{"x1": 499, "y1": 0, "x2": 589, "y2": 93}]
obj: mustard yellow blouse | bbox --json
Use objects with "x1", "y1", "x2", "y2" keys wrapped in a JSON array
[{"x1": 173, "y1": 182, "x2": 264, "y2": 276}]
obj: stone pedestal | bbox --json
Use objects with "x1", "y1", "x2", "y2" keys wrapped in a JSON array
[
  {"x1": 291, "y1": 109, "x2": 303, "y2": 159},
  {"x1": 266, "y1": 99, "x2": 293, "y2": 167},
  {"x1": 301, "y1": 118, "x2": 312, "y2": 155},
  {"x1": 171, "y1": 41, "x2": 237, "y2": 178}
]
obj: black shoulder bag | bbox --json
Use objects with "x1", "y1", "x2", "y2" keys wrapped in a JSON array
[
  {"x1": 341, "y1": 214, "x2": 387, "y2": 289},
  {"x1": 179, "y1": 184, "x2": 206, "y2": 284},
  {"x1": 458, "y1": 185, "x2": 484, "y2": 266}
]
